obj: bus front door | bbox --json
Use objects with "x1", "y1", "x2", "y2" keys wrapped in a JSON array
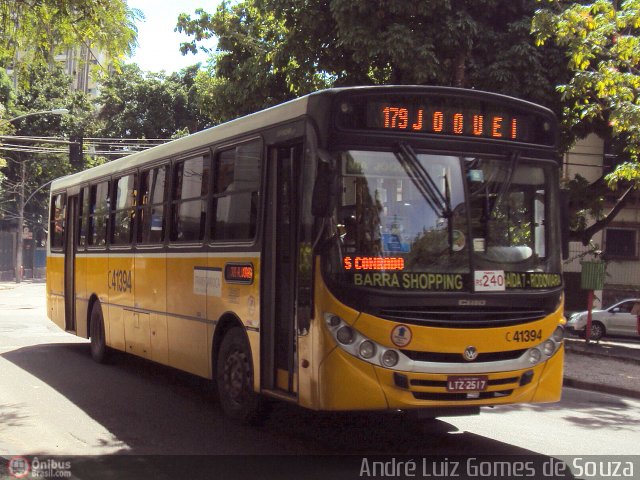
[
  {"x1": 263, "y1": 143, "x2": 302, "y2": 397},
  {"x1": 63, "y1": 195, "x2": 78, "y2": 332}
]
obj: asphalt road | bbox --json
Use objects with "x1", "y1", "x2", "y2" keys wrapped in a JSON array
[{"x1": 1, "y1": 283, "x2": 638, "y2": 468}]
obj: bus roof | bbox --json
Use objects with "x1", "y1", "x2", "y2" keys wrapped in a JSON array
[
  {"x1": 50, "y1": 91, "x2": 313, "y2": 192},
  {"x1": 50, "y1": 85, "x2": 556, "y2": 192}
]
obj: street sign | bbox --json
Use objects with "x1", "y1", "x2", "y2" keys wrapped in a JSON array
[{"x1": 580, "y1": 261, "x2": 605, "y2": 290}]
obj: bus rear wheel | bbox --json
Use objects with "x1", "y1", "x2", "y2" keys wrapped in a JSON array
[
  {"x1": 216, "y1": 327, "x2": 262, "y2": 424},
  {"x1": 90, "y1": 301, "x2": 110, "y2": 364}
]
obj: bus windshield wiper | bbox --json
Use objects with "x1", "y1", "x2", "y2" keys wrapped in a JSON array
[
  {"x1": 394, "y1": 142, "x2": 452, "y2": 220},
  {"x1": 490, "y1": 151, "x2": 520, "y2": 218}
]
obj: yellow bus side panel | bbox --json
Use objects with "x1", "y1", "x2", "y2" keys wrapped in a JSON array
[
  {"x1": 107, "y1": 304, "x2": 125, "y2": 351},
  {"x1": 85, "y1": 255, "x2": 109, "y2": 307},
  {"x1": 150, "y1": 313, "x2": 170, "y2": 365},
  {"x1": 74, "y1": 254, "x2": 88, "y2": 337},
  {"x1": 207, "y1": 255, "x2": 262, "y2": 386},
  {"x1": 318, "y1": 347, "x2": 388, "y2": 410},
  {"x1": 134, "y1": 255, "x2": 167, "y2": 312},
  {"x1": 167, "y1": 256, "x2": 207, "y2": 321},
  {"x1": 167, "y1": 316, "x2": 209, "y2": 378},
  {"x1": 46, "y1": 256, "x2": 65, "y2": 330},
  {"x1": 532, "y1": 344, "x2": 564, "y2": 403},
  {"x1": 296, "y1": 330, "x2": 316, "y2": 409},
  {"x1": 247, "y1": 330, "x2": 260, "y2": 392},
  {"x1": 135, "y1": 254, "x2": 168, "y2": 362},
  {"x1": 124, "y1": 311, "x2": 151, "y2": 357}
]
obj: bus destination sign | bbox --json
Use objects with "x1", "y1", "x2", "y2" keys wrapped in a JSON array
[{"x1": 335, "y1": 94, "x2": 556, "y2": 146}]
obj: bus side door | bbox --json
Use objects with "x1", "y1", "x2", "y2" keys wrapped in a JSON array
[{"x1": 262, "y1": 142, "x2": 303, "y2": 396}]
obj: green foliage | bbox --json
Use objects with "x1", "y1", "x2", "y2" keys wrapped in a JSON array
[
  {"x1": 178, "y1": 0, "x2": 568, "y2": 123},
  {"x1": 95, "y1": 64, "x2": 210, "y2": 139},
  {"x1": 533, "y1": 0, "x2": 640, "y2": 183},
  {"x1": 562, "y1": 174, "x2": 605, "y2": 232},
  {"x1": 1, "y1": 65, "x2": 93, "y2": 224},
  {"x1": 0, "y1": 0, "x2": 141, "y2": 72}
]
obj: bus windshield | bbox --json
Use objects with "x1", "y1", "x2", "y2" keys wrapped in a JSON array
[{"x1": 325, "y1": 149, "x2": 561, "y2": 292}]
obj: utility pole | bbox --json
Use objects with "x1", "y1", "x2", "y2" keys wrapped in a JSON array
[
  {"x1": 14, "y1": 160, "x2": 25, "y2": 283},
  {"x1": 0, "y1": 108, "x2": 69, "y2": 283}
]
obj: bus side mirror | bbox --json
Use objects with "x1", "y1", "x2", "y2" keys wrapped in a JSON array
[
  {"x1": 560, "y1": 189, "x2": 570, "y2": 260},
  {"x1": 312, "y1": 153, "x2": 335, "y2": 217}
]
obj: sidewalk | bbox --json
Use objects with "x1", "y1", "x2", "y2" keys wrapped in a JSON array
[
  {"x1": 0, "y1": 279, "x2": 45, "y2": 290},
  {"x1": 563, "y1": 337, "x2": 640, "y2": 399}
]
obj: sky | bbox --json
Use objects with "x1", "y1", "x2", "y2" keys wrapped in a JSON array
[{"x1": 126, "y1": 0, "x2": 219, "y2": 73}]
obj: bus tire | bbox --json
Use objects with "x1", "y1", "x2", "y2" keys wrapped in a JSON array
[
  {"x1": 90, "y1": 301, "x2": 110, "y2": 364},
  {"x1": 216, "y1": 327, "x2": 262, "y2": 424}
]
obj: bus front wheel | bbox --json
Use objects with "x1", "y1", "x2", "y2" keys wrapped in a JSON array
[
  {"x1": 216, "y1": 327, "x2": 262, "y2": 424},
  {"x1": 90, "y1": 301, "x2": 110, "y2": 364}
]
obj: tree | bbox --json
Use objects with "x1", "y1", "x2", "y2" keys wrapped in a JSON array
[
  {"x1": 177, "y1": 0, "x2": 569, "y2": 123},
  {"x1": 533, "y1": 0, "x2": 640, "y2": 245},
  {"x1": 0, "y1": 65, "x2": 93, "y2": 231},
  {"x1": 95, "y1": 63, "x2": 210, "y2": 142},
  {"x1": 0, "y1": 0, "x2": 141, "y2": 71}
]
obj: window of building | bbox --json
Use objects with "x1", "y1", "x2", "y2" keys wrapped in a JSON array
[
  {"x1": 171, "y1": 155, "x2": 210, "y2": 242},
  {"x1": 50, "y1": 193, "x2": 66, "y2": 250},
  {"x1": 211, "y1": 141, "x2": 262, "y2": 241},
  {"x1": 138, "y1": 166, "x2": 167, "y2": 244},
  {"x1": 89, "y1": 181, "x2": 109, "y2": 247},
  {"x1": 111, "y1": 174, "x2": 137, "y2": 245},
  {"x1": 605, "y1": 228, "x2": 637, "y2": 259}
]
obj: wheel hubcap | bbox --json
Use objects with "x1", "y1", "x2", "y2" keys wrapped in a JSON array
[{"x1": 224, "y1": 349, "x2": 248, "y2": 402}]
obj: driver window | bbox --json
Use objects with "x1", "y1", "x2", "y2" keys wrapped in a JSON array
[{"x1": 619, "y1": 302, "x2": 635, "y2": 313}]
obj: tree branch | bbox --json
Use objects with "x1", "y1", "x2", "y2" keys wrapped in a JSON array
[{"x1": 575, "y1": 184, "x2": 636, "y2": 245}]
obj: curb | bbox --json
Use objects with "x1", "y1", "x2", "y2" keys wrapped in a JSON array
[
  {"x1": 565, "y1": 347, "x2": 640, "y2": 365},
  {"x1": 563, "y1": 377, "x2": 640, "y2": 400},
  {"x1": 564, "y1": 340, "x2": 640, "y2": 365}
]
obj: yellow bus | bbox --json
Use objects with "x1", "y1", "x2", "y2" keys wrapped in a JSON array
[{"x1": 47, "y1": 86, "x2": 565, "y2": 423}]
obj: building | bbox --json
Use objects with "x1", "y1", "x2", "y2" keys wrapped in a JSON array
[
  {"x1": 562, "y1": 134, "x2": 640, "y2": 312},
  {"x1": 7, "y1": 44, "x2": 108, "y2": 97}
]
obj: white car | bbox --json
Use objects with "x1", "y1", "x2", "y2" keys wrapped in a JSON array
[{"x1": 567, "y1": 299, "x2": 640, "y2": 340}]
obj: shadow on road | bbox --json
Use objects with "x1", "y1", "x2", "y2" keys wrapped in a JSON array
[
  {"x1": 1, "y1": 341, "x2": 573, "y2": 461},
  {"x1": 479, "y1": 388, "x2": 639, "y2": 432}
]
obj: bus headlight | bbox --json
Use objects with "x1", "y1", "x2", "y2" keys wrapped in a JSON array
[
  {"x1": 336, "y1": 326, "x2": 355, "y2": 345},
  {"x1": 542, "y1": 340, "x2": 555, "y2": 356},
  {"x1": 552, "y1": 325, "x2": 564, "y2": 342},
  {"x1": 323, "y1": 312, "x2": 407, "y2": 370},
  {"x1": 358, "y1": 340, "x2": 376, "y2": 359},
  {"x1": 381, "y1": 349, "x2": 400, "y2": 368},
  {"x1": 528, "y1": 348, "x2": 542, "y2": 364}
]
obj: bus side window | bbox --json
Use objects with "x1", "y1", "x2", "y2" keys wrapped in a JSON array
[
  {"x1": 89, "y1": 181, "x2": 109, "y2": 247},
  {"x1": 49, "y1": 193, "x2": 66, "y2": 251},
  {"x1": 211, "y1": 140, "x2": 261, "y2": 241},
  {"x1": 111, "y1": 173, "x2": 137, "y2": 246},
  {"x1": 170, "y1": 155, "x2": 209, "y2": 242},
  {"x1": 138, "y1": 165, "x2": 167, "y2": 244}
]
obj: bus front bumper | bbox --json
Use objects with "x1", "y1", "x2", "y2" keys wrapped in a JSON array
[{"x1": 317, "y1": 344, "x2": 564, "y2": 412}]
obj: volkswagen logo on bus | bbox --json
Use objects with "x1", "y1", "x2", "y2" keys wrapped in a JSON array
[{"x1": 463, "y1": 346, "x2": 479, "y2": 361}]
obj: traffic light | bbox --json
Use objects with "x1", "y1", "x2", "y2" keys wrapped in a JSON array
[{"x1": 70, "y1": 134, "x2": 83, "y2": 166}]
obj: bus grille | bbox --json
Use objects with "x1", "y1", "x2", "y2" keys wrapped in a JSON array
[
  {"x1": 401, "y1": 349, "x2": 527, "y2": 363},
  {"x1": 378, "y1": 306, "x2": 547, "y2": 328},
  {"x1": 412, "y1": 390, "x2": 514, "y2": 401}
]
